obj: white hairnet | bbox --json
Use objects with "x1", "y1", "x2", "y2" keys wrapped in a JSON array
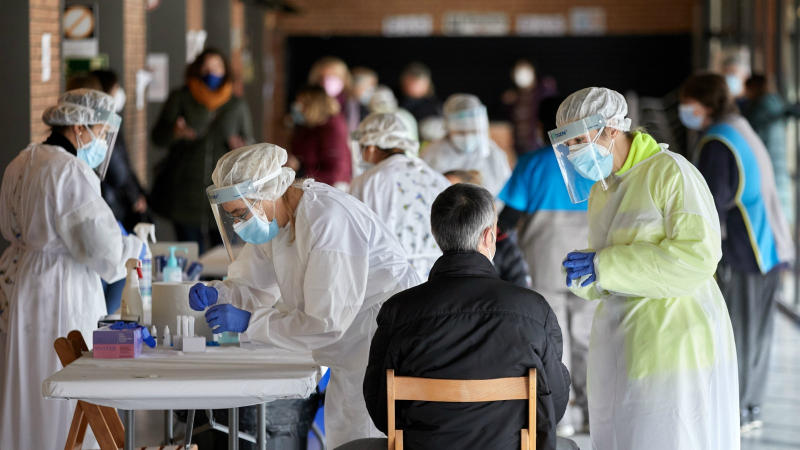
[
  {"x1": 368, "y1": 86, "x2": 398, "y2": 113},
  {"x1": 419, "y1": 116, "x2": 447, "y2": 141},
  {"x1": 212, "y1": 143, "x2": 296, "y2": 201},
  {"x1": 443, "y1": 94, "x2": 488, "y2": 133},
  {"x1": 443, "y1": 93, "x2": 482, "y2": 116},
  {"x1": 556, "y1": 87, "x2": 631, "y2": 131},
  {"x1": 42, "y1": 89, "x2": 119, "y2": 128},
  {"x1": 358, "y1": 113, "x2": 420, "y2": 156}
]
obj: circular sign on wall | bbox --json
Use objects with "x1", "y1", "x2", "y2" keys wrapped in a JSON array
[
  {"x1": 147, "y1": 0, "x2": 162, "y2": 12},
  {"x1": 63, "y1": 5, "x2": 94, "y2": 40}
]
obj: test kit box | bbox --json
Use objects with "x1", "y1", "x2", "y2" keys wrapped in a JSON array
[{"x1": 93, "y1": 325, "x2": 143, "y2": 359}]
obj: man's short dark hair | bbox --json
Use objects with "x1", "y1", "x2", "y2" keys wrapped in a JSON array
[{"x1": 431, "y1": 184, "x2": 496, "y2": 252}]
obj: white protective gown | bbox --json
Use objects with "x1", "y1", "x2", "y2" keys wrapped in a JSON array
[
  {"x1": 209, "y1": 181, "x2": 421, "y2": 448},
  {"x1": 569, "y1": 150, "x2": 740, "y2": 450},
  {"x1": 350, "y1": 154, "x2": 449, "y2": 280},
  {"x1": 421, "y1": 137, "x2": 511, "y2": 197},
  {"x1": 0, "y1": 143, "x2": 143, "y2": 450}
]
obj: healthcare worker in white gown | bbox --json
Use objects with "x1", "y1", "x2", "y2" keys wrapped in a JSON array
[
  {"x1": 0, "y1": 89, "x2": 144, "y2": 449},
  {"x1": 422, "y1": 94, "x2": 511, "y2": 197},
  {"x1": 350, "y1": 113, "x2": 449, "y2": 280},
  {"x1": 554, "y1": 88, "x2": 740, "y2": 449},
  {"x1": 189, "y1": 143, "x2": 421, "y2": 448}
]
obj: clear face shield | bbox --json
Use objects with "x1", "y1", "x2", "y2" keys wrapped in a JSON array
[
  {"x1": 81, "y1": 112, "x2": 121, "y2": 180},
  {"x1": 548, "y1": 114, "x2": 613, "y2": 203},
  {"x1": 206, "y1": 168, "x2": 282, "y2": 261},
  {"x1": 446, "y1": 106, "x2": 491, "y2": 157}
]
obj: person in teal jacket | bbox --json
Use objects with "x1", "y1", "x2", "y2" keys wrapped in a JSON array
[{"x1": 680, "y1": 73, "x2": 794, "y2": 431}]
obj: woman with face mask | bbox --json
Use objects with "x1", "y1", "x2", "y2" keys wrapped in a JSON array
[
  {"x1": 502, "y1": 60, "x2": 558, "y2": 155},
  {"x1": 289, "y1": 85, "x2": 353, "y2": 190},
  {"x1": 680, "y1": 74, "x2": 794, "y2": 433},
  {"x1": 188, "y1": 143, "x2": 421, "y2": 449},
  {"x1": 422, "y1": 94, "x2": 511, "y2": 197},
  {"x1": 151, "y1": 48, "x2": 253, "y2": 253},
  {"x1": 554, "y1": 87, "x2": 740, "y2": 449},
  {"x1": 0, "y1": 89, "x2": 145, "y2": 449}
]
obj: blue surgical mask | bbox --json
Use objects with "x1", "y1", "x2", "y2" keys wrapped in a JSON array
[
  {"x1": 76, "y1": 129, "x2": 109, "y2": 169},
  {"x1": 567, "y1": 142, "x2": 614, "y2": 181},
  {"x1": 679, "y1": 104, "x2": 706, "y2": 131},
  {"x1": 291, "y1": 103, "x2": 306, "y2": 126},
  {"x1": 202, "y1": 74, "x2": 224, "y2": 90},
  {"x1": 451, "y1": 134, "x2": 482, "y2": 154},
  {"x1": 725, "y1": 74, "x2": 744, "y2": 97},
  {"x1": 233, "y1": 212, "x2": 279, "y2": 244}
]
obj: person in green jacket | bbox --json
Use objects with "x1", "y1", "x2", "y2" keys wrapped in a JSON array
[{"x1": 151, "y1": 48, "x2": 253, "y2": 253}]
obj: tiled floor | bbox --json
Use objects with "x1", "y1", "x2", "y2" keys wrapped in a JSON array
[{"x1": 570, "y1": 311, "x2": 800, "y2": 450}]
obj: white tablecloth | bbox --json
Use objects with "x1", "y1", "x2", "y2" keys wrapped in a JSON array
[{"x1": 43, "y1": 346, "x2": 321, "y2": 410}]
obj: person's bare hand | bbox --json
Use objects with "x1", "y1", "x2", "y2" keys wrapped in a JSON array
[
  {"x1": 133, "y1": 195, "x2": 148, "y2": 213},
  {"x1": 173, "y1": 116, "x2": 197, "y2": 140},
  {"x1": 227, "y1": 135, "x2": 247, "y2": 151}
]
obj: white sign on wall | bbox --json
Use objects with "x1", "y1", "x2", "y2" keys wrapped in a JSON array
[
  {"x1": 41, "y1": 33, "x2": 52, "y2": 82},
  {"x1": 570, "y1": 7, "x2": 607, "y2": 35},
  {"x1": 382, "y1": 14, "x2": 433, "y2": 37},
  {"x1": 443, "y1": 12, "x2": 509, "y2": 36},
  {"x1": 146, "y1": 53, "x2": 169, "y2": 103},
  {"x1": 516, "y1": 14, "x2": 567, "y2": 36},
  {"x1": 186, "y1": 30, "x2": 207, "y2": 63}
]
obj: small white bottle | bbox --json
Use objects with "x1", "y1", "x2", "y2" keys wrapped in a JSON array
[
  {"x1": 182, "y1": 315, "x2": 190, "y2": 338},
  {"x1": 151, "y1": 325, "x2": 158, "y2": 347},
  {"x1": 163, "y1": 326, "x2": 171, "y2": 347}
]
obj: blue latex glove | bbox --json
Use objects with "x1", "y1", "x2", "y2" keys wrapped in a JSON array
[
  {"x1": 563, "y1": 251, "x2": 597, "y2": 287},
  {"x1": 117, "y1": 221, "x2": 129, "y2": 236},
  {"x1": 205, "y1": 304, "x2": 251, "y2": 334},
  {"x1": 189, "y1": 283, "x2": 218, "y2": 311}
]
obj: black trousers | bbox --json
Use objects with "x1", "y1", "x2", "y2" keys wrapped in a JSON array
[{"x1": 716, "y1": 264, "x2": 779, "y2": 410}]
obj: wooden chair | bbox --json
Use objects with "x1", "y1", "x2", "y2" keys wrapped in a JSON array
[
  {"x1": 54, "y1": 330, "x2": 197, "y2": 450},
  {"x1": 386, "y1": 368, "x2": 537, "y2": 450}
]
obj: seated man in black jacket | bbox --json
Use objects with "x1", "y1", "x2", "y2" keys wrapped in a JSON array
[{"x1": 336, "y1": 184, "x2": 576, "y2": 450}]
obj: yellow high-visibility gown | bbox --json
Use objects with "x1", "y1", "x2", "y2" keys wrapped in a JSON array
[{"x1": 568, "y1": 137, "x2": 739, "y2": 450}]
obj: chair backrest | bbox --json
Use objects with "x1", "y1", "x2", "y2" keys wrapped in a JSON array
[
  {"x1": 386, "y1": 368, "x2": 537, "y2": 450},
  {"x1": 54, "y1": 330, "x2": 88, "y2": 368}
]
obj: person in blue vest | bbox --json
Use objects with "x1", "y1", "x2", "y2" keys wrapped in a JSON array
[
  {"x1": 680, "y1": 73, "x2": 795, "y2": 432},
  {"x1": 497, "y1": 96, "x2": 596, "y2": 435}
]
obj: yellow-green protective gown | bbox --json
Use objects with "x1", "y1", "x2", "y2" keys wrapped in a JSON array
[{"x1": 568, "y1": 133, "x2": 739, "y2": 450}]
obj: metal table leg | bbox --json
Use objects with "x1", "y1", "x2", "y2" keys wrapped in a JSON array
[
  {"x1": 164, "y1": 409, "x2": 174, "y2": 444},
  {"x1": 229, "y1": 407, "x2": 239, "y2": 450},
  {"x1": 124, "y1": 409, "x2": 135, "y2": 450},
  {"x1": 257, "y1": 403, "x2": 267, "y2": 450},
  {"x1": 185, "y1": 409, "x2": 195, "y2": 450}
]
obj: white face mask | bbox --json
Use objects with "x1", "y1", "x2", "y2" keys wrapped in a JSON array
[
  {"x1": 451, "y1": 134, "x2": 482, "y2": 154},
  {"x1": 114, "y1": 87, "x2": 126, "y2": 112},
  {"x1": 514, "y1": 68, "x2": 535, "y2": 89}
]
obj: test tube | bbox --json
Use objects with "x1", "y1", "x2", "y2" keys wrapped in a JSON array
[
  {"x1": 182, "y1": 315, "x2": 189, "y2": 338},
  {"x1": 176, "y1": 315, "x2": 182, "y2": 337},
  {"x1": 188, "y1": 316, "x2": 195, "y2": 337}
]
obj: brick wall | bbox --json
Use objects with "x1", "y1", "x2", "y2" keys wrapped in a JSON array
[
  {"x1": 187, "y1": 0, "x2": 204, "y2": 31},
  {"x1": 231, "y1": 0, "x2": 245, "y2": 97},
  {"x1": 29, "y1": 0, "x2": 61, "y2": 143},
  {"x1": 276, "y1": 0, "x2": 695, "y2": 35},
  {"x1": 124, "y1": 0, "x2": 148, "y2": 186}
]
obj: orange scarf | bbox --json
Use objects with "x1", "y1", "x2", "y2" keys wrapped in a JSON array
[{"x1": 187, "y1": 77, "x2": 233, "y2": 111}]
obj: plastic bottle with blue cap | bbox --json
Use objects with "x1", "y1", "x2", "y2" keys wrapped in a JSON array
[{"x1": 163, "y1": 246, "x2": 188, "y2": 283}]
